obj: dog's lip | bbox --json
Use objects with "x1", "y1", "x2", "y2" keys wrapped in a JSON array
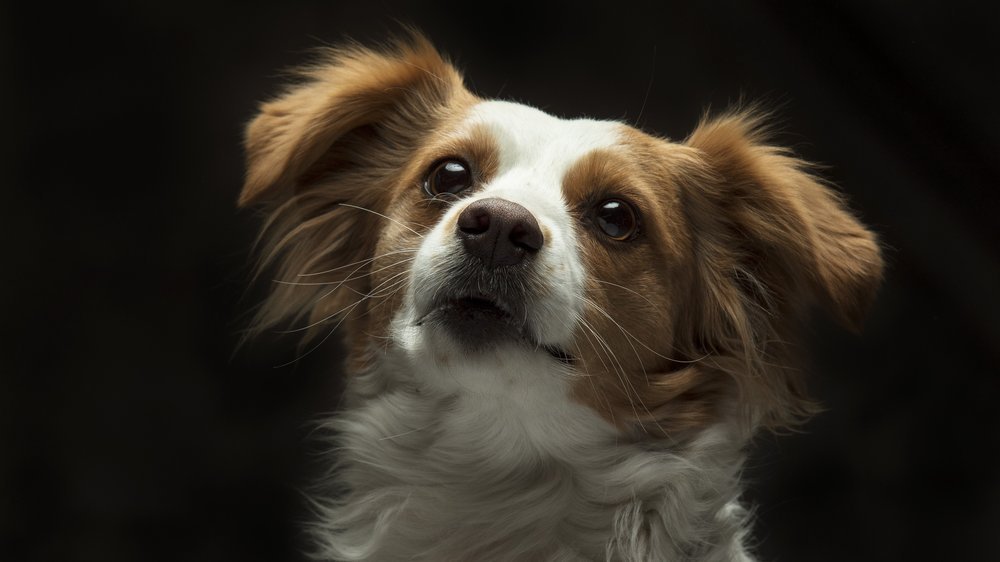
[
  {"x1": 421, "y1": 293, "x2": 575, "y2": 363},
  {"x1": 447, "y1": 294, "x2": 511, "y2": 316},
  {"x1": 414, "y1": 291, "x2": 512, "y2": 326}
]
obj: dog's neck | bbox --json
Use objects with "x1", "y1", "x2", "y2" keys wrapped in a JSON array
[{"x1": 315, "y1": 342, "x2": 755, "y2": 561}]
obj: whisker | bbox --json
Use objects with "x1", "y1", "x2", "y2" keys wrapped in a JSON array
[
  {"x1": 272, "y1": 299, "x2": 362, "y2": 368},
  {"x1": 340, "y1": 275, "x2": 407, "y2": 300},
  {"x1": 363, "y1": 277, "x2": 409, "y2": 300},
  {"x1": 303, "y1": 253, "x2": 392, "y2": 307},
  {"x1": 580, "y1": 319, "x2": 645, "y2": 424},
  {"x1": 584, "y1": 295, "x2": 707, "y2": 365},
  {"x1": 274, "y1": 257, "x2": 416, "y2": 287},
  {"x1": 578, "y1": 318, "x2": 611, "y2": 375},
  {"x1": 308, "y1": 255, "x2": 415, "y2": 305},
  {"x1": 339, "y1": 277, "x2": 411, "y2": 327},
  {"x1": 593, "y1": 278, "x2": 659, "y2": 308},
  {"x1": 338, "y1": 203, "x2": 425, "y2": 238},
  {"x1": 279, "y1": 269, "x2": 411, "y2": 334},
  {"x1": 581, "y1": 296, "x2": 650, "y2": 384},
  {"x1": 297, "y1": 249, "x2": 418, "y2": 277},
  {"x1": 584, "y1": 310, "x2": 672, "y2": 436},
  {"x1": 270, "y1": 264, "x2": 415, "y2": 368},
  {"x1": 560, "y1": 320, "x2": 619, "y2": 426}
]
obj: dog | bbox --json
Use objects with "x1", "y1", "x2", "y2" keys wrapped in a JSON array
[{"x1": 239, "y1": 34, "x2": 883, "y2": 561}]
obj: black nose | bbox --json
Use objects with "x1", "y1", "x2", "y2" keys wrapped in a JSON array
[{"x1": 456, "y1": 197, "x2": 544, "y2": 267}]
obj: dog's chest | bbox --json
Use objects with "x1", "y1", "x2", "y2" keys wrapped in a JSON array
[
  {"x1": 328, "y1": 359, "x2": 630, "y2": 559},
  {"x1": 319, "y1": 352, "x2": 750, "y2": 561}
]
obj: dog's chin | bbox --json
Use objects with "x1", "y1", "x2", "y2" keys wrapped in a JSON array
[{"x1": 421, "y1": 297, "x2": 573, "y2": 363}]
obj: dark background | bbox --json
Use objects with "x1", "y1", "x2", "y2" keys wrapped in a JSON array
[{"x1": 3, "y1": 1, "x2": 998, "y2": 560}]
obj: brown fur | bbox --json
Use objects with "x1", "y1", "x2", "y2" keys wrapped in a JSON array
[
  {"x1": 240, "y1": 35, "x2": 883, "y2": 441},
  {"x1": 239, "y1": 34, "x2": 477, "y2": 354},
  {"x1": 564, "y1": 113, "x2": 884, "y2": 437},
  {"x1": 677, "y1": 111, "x2": 883, "y2": 430}
]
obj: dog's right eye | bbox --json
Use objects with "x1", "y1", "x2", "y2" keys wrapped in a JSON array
[
  {"x1": 424, "y1": 159, "x2": 473, "y2": 197},
  {"x1": 593, "y1": 198, "x2": 639, "y2": 241}
]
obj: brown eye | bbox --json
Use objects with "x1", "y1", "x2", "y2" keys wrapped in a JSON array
[
  {"x1": 424, "y1": 159, "x2": 473, "y2": 197},
  {"x1": 594, "y1": 199, "x2": 638, "y2": 241}
]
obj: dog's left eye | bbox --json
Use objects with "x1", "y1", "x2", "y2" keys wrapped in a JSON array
[
  {"x1": 424, "y1": 159, "x2": 473, "y2": 197},
  {"x1": 594, "y1": 199, "x2": 639, "y2": 241}
]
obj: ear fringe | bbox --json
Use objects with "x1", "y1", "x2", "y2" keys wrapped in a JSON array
[
  {"x1": 683, "y1": 106, "x2": 883, "y2": 429},
  {"x1": 239, "y1": 30, "x2": 464, "y2": 207},
  {"x1": 238, "y1": 32, "x2": 470, "y2": 350}
]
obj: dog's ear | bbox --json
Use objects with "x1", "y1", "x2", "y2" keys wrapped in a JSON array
[
  {"x1": 685, "y1": 111, "x2": 883, "y2": 332},
  {"x1": 238, "y1": 34, "x2": 473, "y2": 342},
  {"x1": 674, "y1": 110, "x2": 883, "y2": 430},
  {"x1": 239, "y1": 33, "x2": 470, "y2": 206}
]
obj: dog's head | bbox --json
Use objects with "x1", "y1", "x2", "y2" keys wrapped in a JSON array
[{"x1": 241, "y1": 35, "x2": 882, "y2": 441}]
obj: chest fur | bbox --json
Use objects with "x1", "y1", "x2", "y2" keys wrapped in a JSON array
[{"x1": 312, "y1": 355, "x2": 753, "y2": 561}]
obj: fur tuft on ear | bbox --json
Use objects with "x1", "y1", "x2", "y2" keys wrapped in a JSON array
[
  {"x1": 686, "y1": 109, "x2": 883, "y2": 332},
  {"x1": 677, "y1": 109, "x2": 883, "y2": 429},
  {"x1": 238, "y1": 33, "x2": 474, "y2": 343},
  {"x1": 239, "y1": 32, "x2": 468, "y2": 206}
]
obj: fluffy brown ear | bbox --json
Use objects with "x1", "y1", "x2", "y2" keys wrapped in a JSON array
[
  {"x1": 239, "y1": 34, "x2": 473, "y2": 341},
  {"x1": 675, "y1": 110, "x2": 883, "y2": 430},
  {"x1": 686, "y1": 110, "x2": 883, "y2": 332},
  {"x1": 239, "y1": 33, "x2": 470, "y2": 206}
]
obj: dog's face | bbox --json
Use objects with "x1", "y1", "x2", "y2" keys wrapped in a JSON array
[
  {"x1": 241, "y1": 37, "x2": 882, "y2": 440},
  {"x1": 403, "y1": 102, "x2": 616, "y2": 352}
]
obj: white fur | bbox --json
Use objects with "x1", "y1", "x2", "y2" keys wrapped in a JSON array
[{"x1": 313, "y1": 101, "x2": 755, "y2": 561}]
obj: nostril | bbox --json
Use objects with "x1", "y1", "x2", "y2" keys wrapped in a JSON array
[
  {"x1": 458, "y1": 207, "x2": 491, "y2": 235},
  {"x1": 510, "y1": 222, "x2": 543, "y2": 252}
]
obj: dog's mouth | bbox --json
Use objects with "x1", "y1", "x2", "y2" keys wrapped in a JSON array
[
  {"x1": 447, "y1": 295, "x2": 512, "y2": 320},
  {"x1": 432, "y1": 293, "x2": 519, "y2": 344},
  {"x1": 420, "y1": 293, "x2": 573, "y2": 363}
]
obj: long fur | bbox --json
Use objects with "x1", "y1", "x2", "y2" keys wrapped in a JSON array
[
  {"x1": 308, "y1": 349, "x2": 753, "y2": 561},
  {"x1": 239, "y1": 34, "x2": 883, "y2": 561}
]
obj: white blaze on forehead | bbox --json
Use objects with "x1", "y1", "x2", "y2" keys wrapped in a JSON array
[{"x1": 460, "y1": 100, "x2": 623, "y2": 200}]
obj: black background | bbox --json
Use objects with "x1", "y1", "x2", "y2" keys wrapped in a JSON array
[{"x1": 4, "y1": 1, "x2": 999, "y2": 561}]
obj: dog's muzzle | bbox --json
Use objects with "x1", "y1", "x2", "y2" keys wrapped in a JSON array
[{"x1": 420, "y1": 198, "x2": 545, "y2": 349}]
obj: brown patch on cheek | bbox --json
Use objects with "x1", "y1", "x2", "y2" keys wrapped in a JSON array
[
  {"x1": 357, "y1": 114, "x2": 503, "y2": 346},
  {"x1": 562, "y1": 133, "x2": 729, "y2": 439}
]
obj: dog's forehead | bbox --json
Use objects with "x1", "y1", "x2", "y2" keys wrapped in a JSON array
[{"x1": 460, "y1": 101, "x2": 623, "y2": 180}]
